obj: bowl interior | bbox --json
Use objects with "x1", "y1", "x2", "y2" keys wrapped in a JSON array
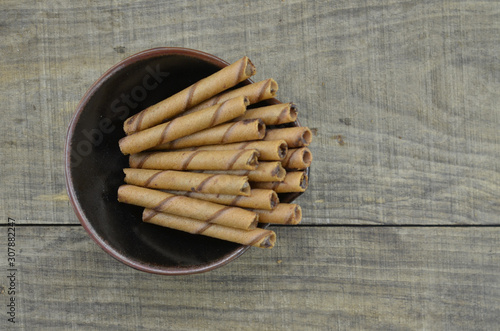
[{"x1": 66, "y1": 48, "x2": 306, "y2": 275}]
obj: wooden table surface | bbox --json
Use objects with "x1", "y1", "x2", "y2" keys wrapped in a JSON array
[{"x1": 1, "y1": 0, "x2": 499, "y2": 330}]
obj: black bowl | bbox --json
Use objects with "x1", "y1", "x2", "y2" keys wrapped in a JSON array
[{"x1": 65, "y1": 47, "x2": 306, "y2": 275}]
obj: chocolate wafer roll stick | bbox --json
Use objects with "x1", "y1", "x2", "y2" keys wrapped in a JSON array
[
  {"x1": 183, "y1": 79, "x2": 278, "y2": 115},
  {"x1": 143, "y1": 209, "x2": 276, "y2": 248},
  {"x1": 172, "y1": 140, "x2": 288, "y2": 161},
  {"x1": 264, "y1": 127, "x2": 312, "y2": 148},
  {"x1": 281, "y1": 147, "x2": 312, "y2": 170},
  {"x1": 250, "y1": 203, "x2": 302, "y2": 225},
  {"x1": 118, "y1": 185, "x2": 257, "y2": 230},
  {"x1": 201, "y1": 161, "x2": 285, "y2": 182},
  {"x1": 251, "y1": 171, "x2": 308, "y2": 193},
  {"x1": 123, "y1": 168, "x2": 251, "y2": 196},
  {"x1": 119, "y1": 96, "x2": 249, "y2": 155},
  {"x1": 153, "y1": 119, "x2": 265, "y2": 150},
  {"x1": 124, "y1": 56, "x2": 256, "y2": 134},
  {"x1": 129, "y1": 149, "x2": 260, "y2": 171},
  {"x1": 165, "y1": 189, "x2": 279, "y2": 210},
  {"x1": 235, "y1": 103, "x2": 298, "y2": 125}
]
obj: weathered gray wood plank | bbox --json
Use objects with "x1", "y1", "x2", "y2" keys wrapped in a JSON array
[
  {"x1": 0, "y1": 226, "x2": 498, "y2": 330},
  {"x1": 1, "y1": 0, "x2": 499, "y2": 224},
  {"x1": 1, "y1": 1, "x2": 499, "y2": 330}
]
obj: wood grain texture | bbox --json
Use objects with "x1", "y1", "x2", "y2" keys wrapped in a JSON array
[
  {"x1": 0, "y1": 226, "x2": 497, "y2": 330},
  {"x1": 0, "y1": 1, "x2": 499, "y2": 329},
  {"x1": 0, "y1": 0, "x2": 498, "y2": 224}
]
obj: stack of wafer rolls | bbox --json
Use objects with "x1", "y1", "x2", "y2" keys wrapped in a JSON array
[
  {"x1": 117, "y1": 56, "x2": 313, "y2": 249},
  {"x1": 119, "y1": 96, "x2": 250, "y2": 155},
  {"x1": 124, "y1": 56, "x2": 256, "y2": 134},
  {"x1": 123, "y1": 168, "x2": 251, "y2": 196},
  {"x1": 179, "y1": 78, "x2": 278, "y2": 116},
  {"x1": 170, "y1": 139, "x2": 288, "y2": 161},
  {"x1": 152, "y1": 119, "x2": 266, "y2": 150}
]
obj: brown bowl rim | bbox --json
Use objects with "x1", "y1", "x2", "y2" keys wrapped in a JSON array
[{"x1": 64, "y1": 47, "x2": 307, "y2": 275}]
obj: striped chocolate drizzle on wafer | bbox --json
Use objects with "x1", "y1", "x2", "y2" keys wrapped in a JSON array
[
  {"x1": 230, "y1": 195, "x2": 244, "y2": 206},
  {"x1": 221, "y1": 122, "x2": 241, "y2": 143},
  {"x1": 209, "y1": 95, "x2": 222, "y2": 107},
  {"x1": 208, "y1": 102, "x2": 226, "y2": 127},
  {"x1": 154, "y1": 195, "x2": 182, "y2": 212},
  {"x1": 185, "y1": 81, "x2": 199, "y2": 110},
  {"x1": 227, "y1": 149, "x2": 250, "y2": 169},
  {"x1": 142, "y1": 209, "x2": 158, "y2": 222},
  {"x1": 130, "y1": 108, "x2": 147, "y2": 134},
  {"x1": 197, "y1": 93, "x2": 222, "y2": 110},
  {"x1": 220, "y1": 119, "x2": 265, "y2": 144},
  {"x1": 237, "y1": 141, "x2": 252, "y2": 150},
  {"x1": 135, "y1": 153, "x2": 153, "y2": 168},
  {"x1": 180, "y1": 151, "x2": 201, "y2": 170},
  {"x1": 193, "y1": 222, "x2": 214, "y2": 235},
  {"x1": 194, "y1": 174, "x2": 218, "y2": 192},
  {"x1": 247, "y1": 231, "x2": 272, "y2": 247},
  {"x1": 236, "y1": 58, "x2": 247, "y2": 85},
  {"x1": 158, "y1": 120, "x2": 174, "y2": 145},
  {"x1": 143, "y1": 170, "x2": 163, "y2": 187},
  {"x1": 283, "y1": 148, "x2": 301, "y2": 167},
  {"x1": 256, "y1": 80, "x2": 271, "y2": 102},
  {"x1": 205, "y1": 206, "x2": 231, "y2": 224},
  {"x1": 276, "y1": 104, "x2": 295, "y2": 124},
  {"x1": 284, "y1": 211, "x2": 294, "y2": 225}
]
